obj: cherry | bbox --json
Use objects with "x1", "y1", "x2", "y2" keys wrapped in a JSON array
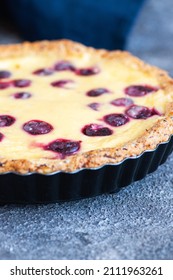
[
  {"x1": 82, "y1": 124, "x2": 113, "y2": 136},
  {"x1": 51, "y1": 79, "x2": 74, "y2": 88},
  {"x1": 33, "y1": 68, "x2": 54, "y2": 76},
  {"x1": 13, "y1": 79, "x2": 31, "y2": 88},
  {"x1": 125, "y1": 105, "x2": 160, "y2": 119},
  {"x1": 13, "y1": 92, "x2": 32, "y2": 99},
  {"x1": 103, "y1": 113, "x2": 129, "y2": 127},
  {"x1": 75, "y1": 67, "x2": 100, "y2": 76},
  {"x1": 0, "y1": 81, "x2": 12, "y2": 90},
  {"x1": 23, "y1": 120, "x2": 53, "y2": 135},
  {"x1": 111, "y1": 97, "x2": 133, "y2": 107},
  {"x1": 0, "y1": 79, "x2": 31, "y2": 89},
  {"x1": 0, "y1": 70, "x2": 11, "y2": 79},
  {"x1": 88, "y1": 102, "x2": 100, "y2": 111},
  {"x1": 86, "y1": 88, "x2": 110, "y2": 97},
  {"x1": 0, "y1": 115, "x2": 15, "y2": 127},
  {"x1": 0, "y1": 132, "x2": 4, "y2": 141},
  {"x1": 54, "y1": 61, "x2": 75, "y2": 71},
  {"x1": 125, "y1": 85, "x2": 158, "y2": 97},
  {"x1": 44, "y1": 139, "x2": 81, "y2": 156}
]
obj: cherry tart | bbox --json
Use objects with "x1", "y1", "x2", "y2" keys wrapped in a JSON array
[{"x1": 0, "y1": 39, "x2": 173, "y2": 174}]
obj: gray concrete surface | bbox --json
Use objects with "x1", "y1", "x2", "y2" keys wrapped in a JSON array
[{"x1": 0, "y1": 0, "x2": 173, "y2": 260}]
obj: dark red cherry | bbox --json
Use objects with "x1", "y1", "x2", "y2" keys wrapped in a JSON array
[
  {"x1": 0, "y1": 132, "x2": 4, "y2": 141},
  {"x1": 76, "y1": 67, "x2": 100, "y2": 76},
  {"x1": 88, "y1": 102, "x2": 100, "y2": 111},
  {"x1": 111, "y1": 97, "x2": 133, "y2": 107},
  {"x1": 125, "y1": 105, "x2": 160, "y2": 119},
  {"x1": 0, "y1": 115, "x2": 15, "y2": 127},
  {"x1": 82, "y1": 124, "x2": 113, "y2": 136},
  {"x1": 103, "y1": 113, "x2": 129, "y2": 127},
  {"x1": 86, "y1": 88, "x2": 110, "y2": 97},
  {"x1": 13, "y1": 92, "x2": 32, "y2": 99},
  {"x1": 13, "y1": 79, "x2": 31, "y2": 88},
  {"x1": 23, "y1": 120, "x2": 53, "y2": 135},
  {"x1": 125, "y1": 85, "x2": 158, "y2": 97},
  {"x1": 51, "y1": 79, "x2": 74, "y2": 88},
  {"x1": 54, "y1": 61, "x2": 75, "y2": 71},
  {"x1": 44, "y1": 139, "x2": 81, "y2": 156},
  {"x1": 0, "y1": 70, "x2": 11, "y2": 79},
  {"x1": 33, "y1": 68, "x2": 54, "y2": 76},
  {"x1": 0, "y1": 81, "x2": 12, "y2": 90}
]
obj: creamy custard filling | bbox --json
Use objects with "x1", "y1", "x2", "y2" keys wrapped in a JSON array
[{"x1": 0, "y1": 53, "x2": 171, "y2": 161}]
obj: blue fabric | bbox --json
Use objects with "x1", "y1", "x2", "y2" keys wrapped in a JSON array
[{"x1": 5, "y1": 0, "x2": 145, "y2": 49}]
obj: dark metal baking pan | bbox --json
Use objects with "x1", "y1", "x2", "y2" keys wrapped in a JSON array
[{"x1": 0, "y1": 135, "x2": 173, "y2": 204}]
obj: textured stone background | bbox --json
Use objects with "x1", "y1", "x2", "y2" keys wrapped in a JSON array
[{"x1": 0, "y1": 0, "x2": 173, "y2": 259}]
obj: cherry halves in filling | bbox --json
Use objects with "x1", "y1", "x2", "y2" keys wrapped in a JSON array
[
  {"x1": 0, "y1": 115, "x2": 16, "y2": 127},
  {"x1": 0, "y1": 79, "x2": 31, "y2": 90},
  {"x1": 13, "y1": 92, "x2": 32, "y2": 99},
  {"x1": 82, "y1": 124, "x2": 113, "y2": 136},
  {"x1": 88, "y1": 102, "x2": 100, "y2": 111},
  {"x1": 103, "y1": 113, "x2": 129, "y2": 127},
  {"x1": 111, "y1": 98, "x2": 133, "y2": 107},
  {"x1": 54, "y1": 61, "x2": 75, "y2": 72},
  {"x1": 13, "y1": 79, "x2": 31, "y2": 88},
  {"x1": 86, "y1": 88, "x2": 110, "y2": 97},
  {"x1": 125, "y1": 105, "x2": 160, "y2": 119},
  {"x1": 76, "y1": 66, "x2": 100, "y2": 76},
  {"x1": 33, "y1": 68, "x2": 54, "y2": 76},
  {"x1": 44, "y1": 139, "x2": 81, "y2": 157},
  {"x1": 23, "y1": 120, "x2": 53, "y2": 135},
  {"x1": 0, "y1": 70, "x2": 11, "y2": 79},
  {"x1": 51, "y1": 79, "x2": 74, "y2": 88},
  {"x1": 125, "y1": 85, "x2": 158, "y2": 97},
  {"x1": 0, "y1": 81, "x2": 12, "y2": 90}
]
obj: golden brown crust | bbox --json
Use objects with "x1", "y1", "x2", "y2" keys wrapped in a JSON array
[{"x1": 0, "y1": 39, "x2": 173, "y2": 174}]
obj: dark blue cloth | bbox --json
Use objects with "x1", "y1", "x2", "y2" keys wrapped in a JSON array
[{"x1": 4, "y1": 0, "x2": 145, "y2": 49}]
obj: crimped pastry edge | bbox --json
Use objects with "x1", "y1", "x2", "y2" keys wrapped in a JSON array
[{"x1": 0, "y1": 39, "x2": 173, "y2": 174}]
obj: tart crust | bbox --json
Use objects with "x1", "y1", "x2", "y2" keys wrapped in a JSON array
[{"x1": 0, "y1": 39, "x2": 173, "y2": 174}]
